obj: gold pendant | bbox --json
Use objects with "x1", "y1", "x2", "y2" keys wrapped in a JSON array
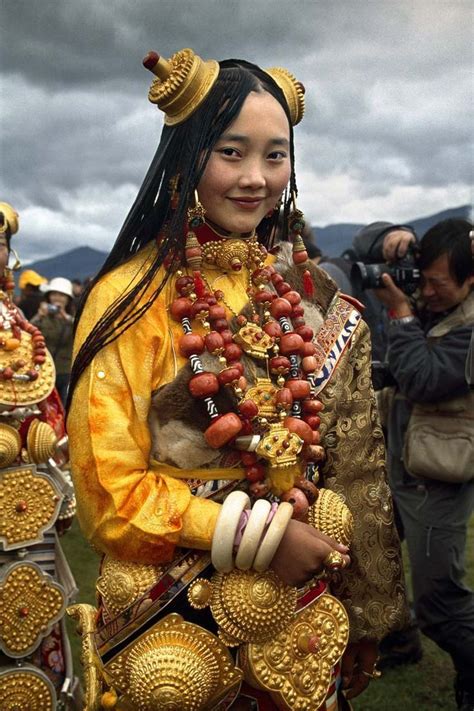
[
  {"x1": 234, "y1": 323, "x2": 274, "y2": 360},
  {"x1": 256, "y1": 422, "x2": 303, "y2": 469},
  {"x1": 244, "y1": 378, "x2": 279, "y2": 419}
]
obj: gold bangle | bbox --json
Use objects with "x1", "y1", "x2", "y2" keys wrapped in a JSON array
[{"x1": 361, "y1": 668, "x2": 382, "y2": 680}]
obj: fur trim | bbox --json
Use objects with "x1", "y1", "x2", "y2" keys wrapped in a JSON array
[{"x1": 274, "y1": 242, "x2": 338, "y2": 314}]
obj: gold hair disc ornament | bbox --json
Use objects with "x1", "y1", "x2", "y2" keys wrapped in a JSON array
[
  {"x1": 143, "y1": 48, "x2": 220, "y2": 125},
  {"x1": 0, "y1": 202, "x2": 19, "y2": 236},
  {"x1": 265, "y1": 67, "x2": 306, "y2": 125}
]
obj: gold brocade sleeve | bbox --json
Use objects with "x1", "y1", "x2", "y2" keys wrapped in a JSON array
[
  {"x1": 67, "y1": 266, "x2": 221, "y2": 565},
  {"x1": 318, "y1": 319, "x2": 409, "y2": 642}
]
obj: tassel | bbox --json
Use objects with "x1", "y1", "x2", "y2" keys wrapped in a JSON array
[
  {"x1": 193, "y1": 270, "x2": 206, "y2": 298},
  {"x1": 303, "y1": 269, "x2": 315, "y2": 298}
]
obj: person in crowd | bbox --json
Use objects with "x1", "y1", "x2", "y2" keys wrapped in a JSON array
[
  {"x1": 16, "y1": 268, "x2": 47, "y2": 319},
  {"x1": 71, "y1": 278, "x2": 84, "y2": 310},
  {"x1": 67, "y1": 48, "x2": 407, "y2": 710},
  {"x1": 374, "y1": 218, "x2": 474, "y2": 711},
  {"x1": 32, "y1": 276, "x2": 75, "y2": 405}
]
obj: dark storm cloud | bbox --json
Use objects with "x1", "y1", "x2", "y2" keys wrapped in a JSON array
[{"x1": 1, "y1": 0, "x2": 472, "y2": 261}]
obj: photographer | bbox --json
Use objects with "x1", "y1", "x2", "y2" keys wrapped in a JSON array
[
  {"x1": 374, "y1": 218, "x2": 474, "y2": 711},
  {"x1": 32, "y1": 277, "x2": 75, "y2": 406}
]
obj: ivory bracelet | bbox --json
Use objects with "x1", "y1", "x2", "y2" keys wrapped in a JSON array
[
  {"x1": 235, "y1": 498, "x2": 272, "y2": 571},
  {"x1": 253, "y1": 501, "x2": 294, "y2": 572},
  {"x1": 211, "y1": 490, "x2": 250, "y2": 573}
]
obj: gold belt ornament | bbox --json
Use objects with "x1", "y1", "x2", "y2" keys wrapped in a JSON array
[{"x1": 0, "y1": 666, "x2": 56, "y2": 711}]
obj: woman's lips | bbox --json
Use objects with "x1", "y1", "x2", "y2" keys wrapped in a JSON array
[{"x1": 228, "y1": 197, "x2": 264, "y2": 210}]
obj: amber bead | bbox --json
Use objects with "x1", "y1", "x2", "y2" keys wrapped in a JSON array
[
  {"x1": 284, "y1": 416, "x2": 313, "y2": 444},
  {"x1": 301, "y1": 355, "x2": 317, "y2": 373},
  {"x1": 245, "y1": 463, "x2": 266, "y2": 483},
  {"x1": 224, "y1": 343, "x2": 242, "y2": 362},
  {"x1": 208, "y1": 304, "x2": 226, "y2": 321},
  {"x1": 229, "y1": 361, "x2": 244, "y2": 376},
  {"x1": 270, "y1": 297, "x2": 292, "y2": 319},
  {"x1": 291, "y1": 305, "x2": 305, "y2": 318},
  {"x1": 33, "y1": 355, "x2": 46, "y2": 364},
  {"x1": 292, "y1": 316, "x2": 306, "y2": 329},
  {"x1": 213, "y1": 318, "x2": 229, "y2": 332},
  {"x1": 237, "y1": 375, "x2": 248, "y2": 391},
  {"x1": 295, "y1": 478, "x2": 319, "y2": 505},
  {"x1": 276, "y1": 281, "x2": 292, "y2": 295},
  {"x1": 286, "y1": 379, "x2": 311, "y2": 400},
  {"x1": 249, "y1": 480, "x2": 270, "y2": 498},
  {"x1": 218, "y1": 367, "x2": 241, "y2": 386},
  {"x1": 2, "y1": 367, "x2": 14, "y2": 379},
  {"x1": 281, "y1": 487, "x2": 309, "y2": 520},
  {"x1": 4, "y1": 338, "x2": 20, "y2": 351},
  {"x1": 295, "y1": 325, "x2": 314, "y2": 342},
  {"x1": 27, "y1": 370, "x2": 39, "y2": 381},
  {"x1": 275, "y1": 387, "x2": 293, "y2": 407},
  {"x1": 204, "y1": 412, "x2": 243, "y2": 449},
  {"x1": 179, "y1": 333, "x2": 205, "y2": 357},
  {"x1": 205, "y1": 331, "x2": 224, "y2": 354},
  {"x1": 254, "y1": 290, "x2": 274, "y2": 305},
  {"x1": 269, "y1": 355, "x2": 291, "y2": 374},
  {"x1": 303, "y1": 414, "x2": 321, "y2": 430},
  {"x1": 241, "y1": 451, "x2": 258, "y2": 466},
  {"x1": 301, "y1": 341, "x2": 317, "y2": 357},
  {"x1": 293, "y1": 250, "x2": 308, "y2": 265},
  {"x1": 220, "y1": 329, "x2": 234, "y2": 344},
  {"x1": 238, "y1": 399, "x2": 259, "y2": 419},
  {"x1": 279, "y1": 332, "x2": 304, "y2": 356},
  {"x1": 170, "y1": 297, "x2": 193, "y2": 321},
  {"x1": 284, "y1": 290, "x2": 302, "y2": 306},
  {"x1": 188, "y1": 372, "x2": 219, "y2": 398},
  {"x1": 302, "y1": 399, "x2": 324, "y2": 414},
  {"x1": 263, "y1": 321, "x2": 282, "y2": 339},
  {"x1": 175, "y1": 275, "x2": 194, "y2": 295},
  {"x1": 191, "y1": 299, "x2": 210, "y2": 319}
]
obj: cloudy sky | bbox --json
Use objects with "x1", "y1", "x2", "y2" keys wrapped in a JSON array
[{"x1": 1, "y1": 0, "x2": 472, "y2": 262}]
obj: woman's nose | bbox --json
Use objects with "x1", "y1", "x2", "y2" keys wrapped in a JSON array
[{"x1": 238, "y1": 159, "x2": 266, "y2": 189}]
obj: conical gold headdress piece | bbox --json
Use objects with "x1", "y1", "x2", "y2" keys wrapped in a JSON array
[{"x1": 143, "y1": 48, "x2": 305, "y2": 127}]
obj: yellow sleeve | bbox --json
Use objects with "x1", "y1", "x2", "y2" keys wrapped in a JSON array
[{"x1": 68, "y1": 275, "x2": 220, "y2": 565}]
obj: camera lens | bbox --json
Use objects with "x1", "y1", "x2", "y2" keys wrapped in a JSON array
[{"x1": 351, "y1": 262, "x2": 391, "y2": 290}]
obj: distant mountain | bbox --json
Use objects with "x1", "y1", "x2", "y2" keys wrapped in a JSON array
[
  {"x1": 314, "y1": 204, "x2": 471, "y2": 257},
  {"x1": 20, "y1": 246, "x2": 108, "y2": 282},
  {"x1": 20, "y1": 205, "x2": 471, "y2": 282}
]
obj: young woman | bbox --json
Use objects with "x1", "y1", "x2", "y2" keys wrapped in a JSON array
[{"x1": 67, "y1": 49, "x2": 407, "y2": 711}]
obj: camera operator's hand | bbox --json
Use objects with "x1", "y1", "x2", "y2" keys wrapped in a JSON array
[
  {"x1": 36, "y1": 302, "x2": 49, "y2": 318},
  {"x1": 373, "y1": 273, "x2": 413, "y2": 317},
  {"x1": 382, "y1": 229, "x2": 415, "y2": 263}
]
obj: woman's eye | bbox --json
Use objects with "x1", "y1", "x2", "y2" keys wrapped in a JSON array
[
  {"x1": 268, "y1": 151, "x2": 287, "y2": 161},
  {"x1": 218, "y1": 147, "x2": 240, "y2": 157}
]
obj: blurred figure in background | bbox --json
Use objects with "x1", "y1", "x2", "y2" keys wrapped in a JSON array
[
  {"x1": 17, "y1": 268, "x2": 47, "y2": 319},
  {"x1": 32, "y1": 277, "x2": 75, "y2": 405}
]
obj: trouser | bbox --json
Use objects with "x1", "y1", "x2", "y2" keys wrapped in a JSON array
[{"x1": 389, "y1": 453, "x2": 474, "y2": 688}]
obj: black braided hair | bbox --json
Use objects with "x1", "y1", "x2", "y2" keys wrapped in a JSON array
[{"x1": 67, "y1": 59, "x2": 298, "y2": 408}]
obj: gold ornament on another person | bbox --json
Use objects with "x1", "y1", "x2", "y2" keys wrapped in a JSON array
[
  {"x1": 265, "y1": 67, "x2": 306, "y2": 125},
  {"x1": 0, "y1": 423, "x2": 21, "y2": 467},
  {"x1": 144, "y1": 48, "x2": 220, "y2": 125},
  {"x1": 188, "y1": 569, "x2": 297, "y2": 646},
  {"x1": 0, "y1": 562, "x2": 66, "y2": 657},
  {"x1": 308, "y1": 487, "x2": 353, "y2": 546},
  {"x1": 96, "y1": 556, "x2": 163, "y2": 617},
  {"x1": 0, "y1": 667, "x2": 56, "y2": 711},
  {"x1": 241, "y1": 593, "x2": 349, "y2": 710},
  {"x1": 0, "y1": 465, "x2": 62, "y2": 550},
  {"x1": 102, "y1": 613, "x2": 242, "y2": 711},
  {"x1": 26, "y1": 419, "x2": 58, "y2": 464}
]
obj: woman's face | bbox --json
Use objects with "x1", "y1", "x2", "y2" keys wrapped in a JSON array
[{"x1": 197, "y1": 91, "x2": 291, "y2": 234}]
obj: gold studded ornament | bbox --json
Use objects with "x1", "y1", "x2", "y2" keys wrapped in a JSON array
[
  {"x1": 308, "y1": 487, "x2": 354, "y2": 547},
  {"x1": 188, "y1": 568, "x2": 297, "y2": 647},
  {"x1": 240, "y1": 593, "x2": 349, "y2": 710},
  {"x1": 26, "y1": 418, "x2": 58, "y2": 464},
  {"x1": 0, "y1": 465, "x2": 63, "y2": 550},
  {"x1": 102, "y1": 613, "x2": 242, "y2": 711},
  {"x1": 0, "y1": 562, "x2": 66, "y2": 657},
  {"x1": 0, "y1": 666, "x2": 56, "y2": 711},
  {"x1": 0, "y1": 330, "x2": 55, "y2": 407},
  {"x1": 96, "y1": 556, "x2": 163, "y2": 617},
  {"x1": 0, "y1": 423, "x2": 21, "y2": 467},
  {"x1": 265, "y1": 66, "x2": 306, "y2": 125}
]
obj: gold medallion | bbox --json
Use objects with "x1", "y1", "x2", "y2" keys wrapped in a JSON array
[{"x1": 234, "y1": 323, "x2": 274, "y2": 359}]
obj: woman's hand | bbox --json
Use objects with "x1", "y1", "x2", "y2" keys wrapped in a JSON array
[
  {"x1": 269, "y1": 518, "x2": 350, "y2": 587},
  {"x1": 341, "y1": 639, "x2": 380, "y2": 699}
]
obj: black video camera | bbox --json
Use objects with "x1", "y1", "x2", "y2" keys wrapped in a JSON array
[{"x1": 350, "y1": 246, "x2": 420, "y2": 295}]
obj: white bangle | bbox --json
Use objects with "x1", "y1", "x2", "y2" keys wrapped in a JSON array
[
  {"x1": 253, "y1": 502, "x2": 294, "y2": 573},
  {"x1": 235, "y1": 499, "x2": 272, "y2": 571},
  {"x1": 211, "y1": 490, "x2": 250, "y2": 573}
]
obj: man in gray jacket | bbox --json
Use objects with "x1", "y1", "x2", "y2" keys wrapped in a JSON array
[{"x1": 375, "y1": 218, "x2": 474, "y2": 711}]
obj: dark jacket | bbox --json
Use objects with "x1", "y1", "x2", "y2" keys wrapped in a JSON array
[{"x1": 32, "y1": 314, "x2": 74, "y2": 375}]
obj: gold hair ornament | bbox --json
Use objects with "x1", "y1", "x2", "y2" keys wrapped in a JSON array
[
  {"x1": 265, "y1": 67, "x2": 306, "y2": 125},
  {"x1": 143, "y1": 48, "x2": 220, "y2": 125},
  {"x1": 0, "y1": 203, "x2": 19, "y2": 236}
]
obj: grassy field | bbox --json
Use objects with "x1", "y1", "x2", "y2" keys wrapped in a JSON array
[{"x1": 62, "y1": 517, "x2": 474, "y2": 711}]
